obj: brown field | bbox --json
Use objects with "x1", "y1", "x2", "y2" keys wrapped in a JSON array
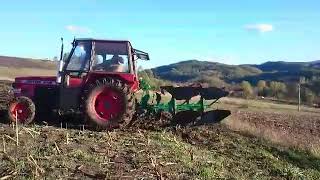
[
  {"x1": 226, "y1": 109, "x2": 320, "y2": 155},
  {"x1": 0, "y1": 56, "x2": 56, "y2": 69},
  {"x1": 0, "y1": 81, "x2": 319, "y2": 179},
  {"x1": 0, "y1": 56, "x2": 56, "y2": 80}
]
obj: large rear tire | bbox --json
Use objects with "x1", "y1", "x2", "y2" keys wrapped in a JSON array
[
  {"x1": 7, "y1": 96, "x2": 36, "y2": 125},
  {"x1": 84, "y1": 78, "x2": 135, "y2": 129}
]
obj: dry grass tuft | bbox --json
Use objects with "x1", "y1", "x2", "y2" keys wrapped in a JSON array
[{"x1": 224, "y1": 111, "x2": 320, "y2": 156}]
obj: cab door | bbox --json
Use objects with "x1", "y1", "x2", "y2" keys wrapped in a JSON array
[{"x1": 59, "y1": 41, "x2": 92, "y2": 111}]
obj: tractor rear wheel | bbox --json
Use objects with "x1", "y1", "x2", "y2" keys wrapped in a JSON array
[
  {"x1": 84, "y1": 78, "x2": 135, "y2": 129},
  {"x1": 7, "y1": 96, "x2": 36, "y2": 125}
]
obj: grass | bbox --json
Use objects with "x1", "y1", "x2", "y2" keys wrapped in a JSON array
[
  {"x1": 0, "y1": 124, "x2": 319, "y2": 179},
  {"x1": 219, "y1": 97, "x2": 320, "y2": 113}
]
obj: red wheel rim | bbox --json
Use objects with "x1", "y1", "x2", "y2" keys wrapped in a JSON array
[
  {"x1": 93, "y1": 87, "x2": 123, "y2": 122},
  {"x1": 9, "y1": 102, "x2": 31, "y2": 123}
]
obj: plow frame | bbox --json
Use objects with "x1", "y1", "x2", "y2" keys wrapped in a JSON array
[{"x1": 139, "y1": 79, "x2": 223, "y2": 116}]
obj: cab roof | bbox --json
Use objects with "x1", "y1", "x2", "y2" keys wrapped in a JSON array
[{"x1": 75, "y1": 38, "x2": 130, "y2": 44}]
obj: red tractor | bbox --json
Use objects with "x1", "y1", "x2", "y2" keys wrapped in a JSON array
[{"x1": 8, "y1": 38, "x2": 149, "y2": 129}]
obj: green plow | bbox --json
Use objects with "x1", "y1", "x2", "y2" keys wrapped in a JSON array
[{"x1": 138, "y1": 79, "x2": 231, "y2": 126}]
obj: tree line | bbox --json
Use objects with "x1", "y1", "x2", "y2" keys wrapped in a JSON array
[{"x1": 240, "y1": 80, "x2": 317, "y2": 105}]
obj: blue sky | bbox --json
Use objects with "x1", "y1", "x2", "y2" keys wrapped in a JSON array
[{"x1": 0, "y1": 0, "x2": 319, "y2": 68}]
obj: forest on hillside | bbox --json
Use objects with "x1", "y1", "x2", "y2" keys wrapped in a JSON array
[{"x1": 140, "y1": 60, "x2": 320, "y2": 105}]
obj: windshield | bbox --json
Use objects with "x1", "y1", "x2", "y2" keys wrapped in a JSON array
[
  {"x1": 92, "y1": 42, "x2": 130, "y2": 73},
  {"x1": 66, "y1": 42, "x2": 92, "y2": 71}
]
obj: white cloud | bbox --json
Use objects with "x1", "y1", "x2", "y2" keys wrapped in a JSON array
[
  {"x1": 65, "y1": 25, "x2": 92, "y2": 34},
  {"x1": 244, "y1": 24, "x2": 274, "y2": 33}
]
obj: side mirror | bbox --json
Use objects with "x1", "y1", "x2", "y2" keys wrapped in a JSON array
[
  {"x1": 137, "y1": 53, "x2": 150, "y2": 60},
  {"x1": 134, "y1": 49, "x2": 150, "y2": 60}
]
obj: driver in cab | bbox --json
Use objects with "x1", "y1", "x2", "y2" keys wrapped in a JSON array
[{"x1": 93, "y1": 54, "x2": 125, "y2": 72}]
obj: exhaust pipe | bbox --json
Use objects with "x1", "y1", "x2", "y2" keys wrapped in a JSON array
[
  {"x1": 56, "y1": 38, "x2": 64, "y2": 84},
  {"x1": 56, "y1": 59, "x2": 64, "y2": 84}
]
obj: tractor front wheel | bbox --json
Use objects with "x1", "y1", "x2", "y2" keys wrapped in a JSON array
[
  {"x1": 7, "y1": 96, "x2": 36, "y2": 125},
  {"x1": 85, "y1": 78, "x2": 135, "y2": 129}
]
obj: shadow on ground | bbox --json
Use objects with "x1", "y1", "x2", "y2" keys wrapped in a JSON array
[
  {"x1": 0, "y1": 108, "x2": 87, "y2": 131},
  {"x1": 0, "y1": 106, "x2": 231, "y2": 132},
  {"x1": 171, "y1": 109, "x2": 231, "y2": 127},
  {"x1": 269, "y1": 146, "x2": 320, "y2": 171}
]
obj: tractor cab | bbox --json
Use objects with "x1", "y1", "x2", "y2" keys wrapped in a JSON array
[
  {"x1": 58, "y1": 39, "x2": 149, "y2": 88},
  {"x1": 56, "y1": 38, "x2": 149, "y2": 112},
  {"x1": 64, "y1": 39, "x2": 132, "y2": 74}
]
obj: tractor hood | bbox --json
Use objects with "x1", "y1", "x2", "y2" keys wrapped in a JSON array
[
  {"x1": 12, "y1": 76, "x2": 58, "y2": 99},
  {"x1": 14, "y1": 76, "x2": 57, "y2": 86}
]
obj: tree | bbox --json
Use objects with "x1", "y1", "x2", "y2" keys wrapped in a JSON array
[
  {"x1": 270, "y1": 81, "x2": 287, "y2": 98},
  {"x1": 306, "y1": 92, "x2": 315, "y2": 105},
  {"x1": 241, "y1": 81, "x2": 253, "y2": 99},
  {"x1": 302, "y1": 88, "x2": 315, "y2": 105},
  {"x1": 137, "y1": 67, "x2": 171, "y2": 90},
  {"x1": 198, "y1": 76, "x2": 226, "y2": 88},
  {"x1": 257, "y1": 80, "x2": 267, "y2": 96},
  {"x1": 63, "y1": 52, "x2": 70, "y2": 61},
  {"x1": 269, "y1": 81, "x2": 277, "y2": 97},
  {"x1": 285, "y1": 83, "x2": 298, "y2": 100},
  {"x1": 309, "y1": 80, "x2": 320, "y2": 96},
  {"x1": 52, "y1": 56, "x2": 58, "y2": 61},
  {"x1": 299, "y1": 76, "x2": 306, "y2": 84}
]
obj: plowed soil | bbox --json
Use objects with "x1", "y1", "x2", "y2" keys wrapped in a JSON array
[
  {"x1": 227, "y1": 109, "x2": 320, "y2": 150},
  {"x1": 0, "y1": 81, "x2": 319, "y2": 179}
]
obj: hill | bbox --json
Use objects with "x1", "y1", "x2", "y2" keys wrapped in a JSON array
[
  {"x1": 150, "y1": 59, "x2": 320, "y2": 85},
  {"x1": 151, "y1": 60, "x2": 263, "y2": 87},
  {"x1": 253, "y1": 61, "x2": 307, "y2": 72},
  {"x1": 0, "y1": 55, "x2": 319, "y2": 95},
  {"x1": 0, "y1": 56, "x2": 56, "y2": 69},
  {"x1": 0, "y1": 56, "x2": 56, "y2": 80}
]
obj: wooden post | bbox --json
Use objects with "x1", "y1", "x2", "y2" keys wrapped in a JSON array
[
  {"x1": 66, "y1": 133, "x2": 69, "y2": 145},
  {"x1": 298, "y1": 83, "x2": 301, "y2": 112},
  {"x1": 2, "y1": 136, "x2": 6, "y2": 153},
  {"x1": 15, "y1": 111, "x2": 19, "y2": 146}
]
